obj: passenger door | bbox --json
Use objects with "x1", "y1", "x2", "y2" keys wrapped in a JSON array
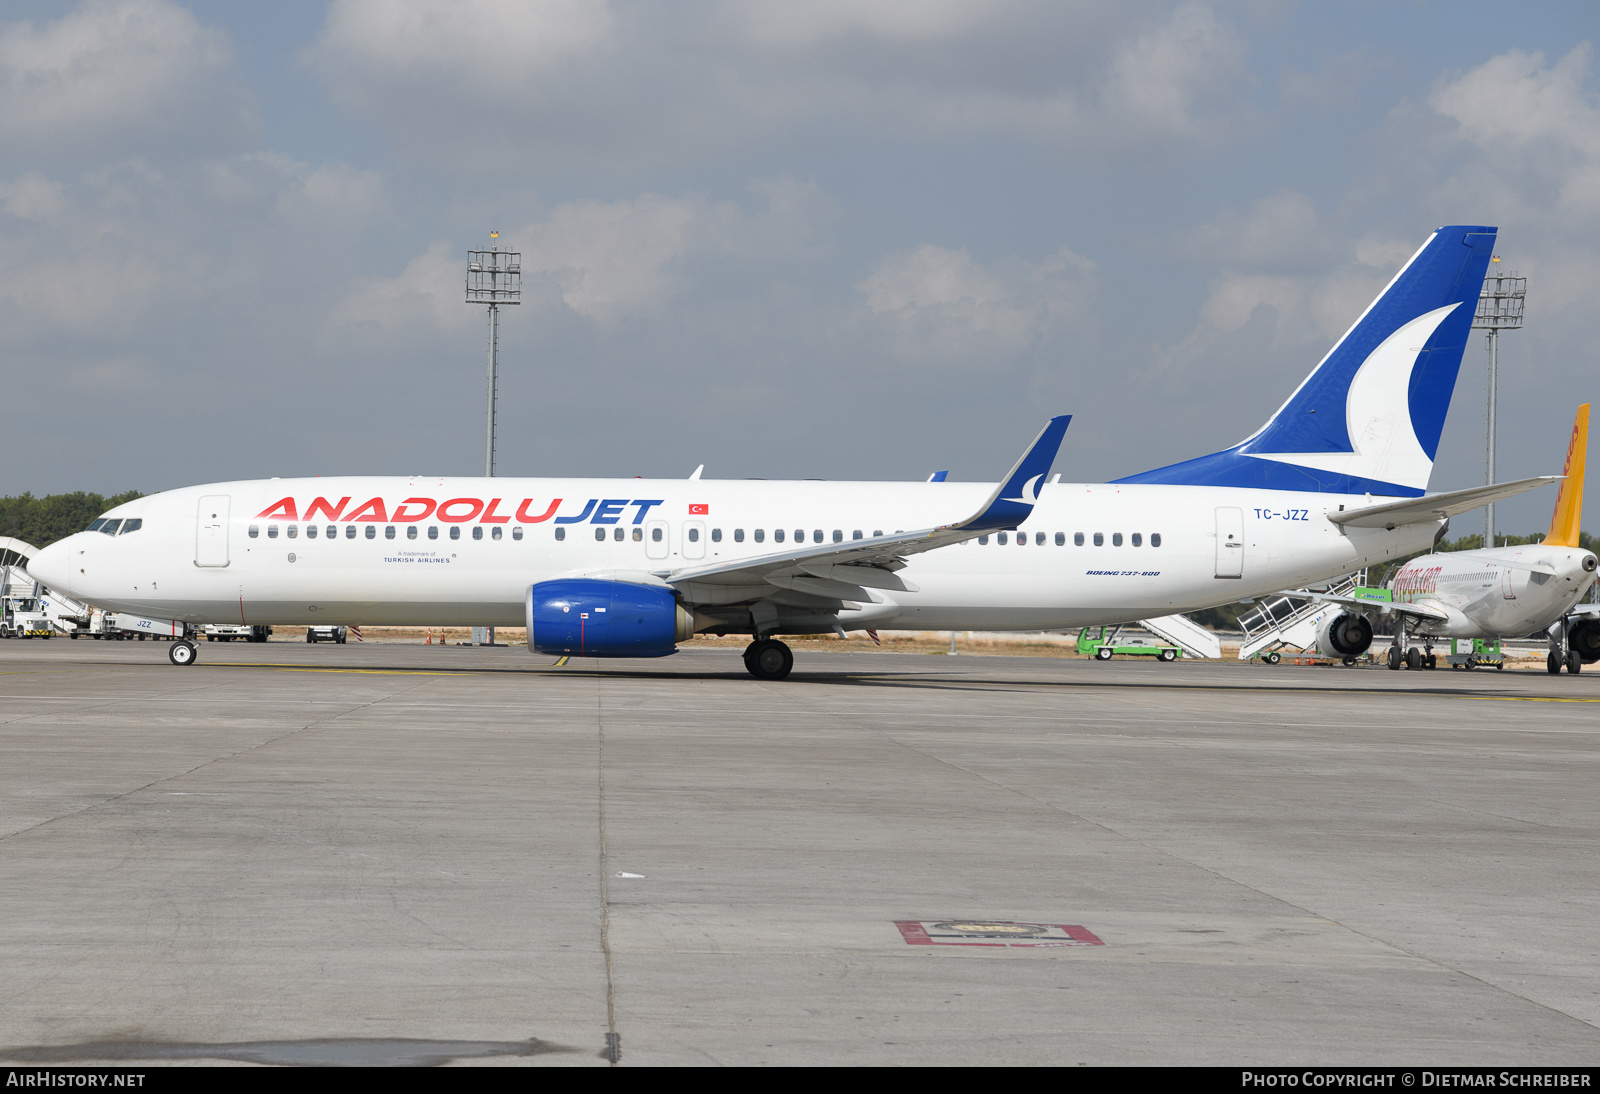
[
  {"x1": 1214, "y1": 507, "x2": 1244, "y2": 579},
  {"x1": 195, "y1": 495, "x2": 230, "y2": 567},
  {"x1": 1502, "y1": 553, "x2": 1520, "y2": 599},
  {"x1": 682, "y1": 520, "x2": 706, "y2": 560},
  {"x1": 645, "y1": 520, "x2": 669, "y2": 560}
]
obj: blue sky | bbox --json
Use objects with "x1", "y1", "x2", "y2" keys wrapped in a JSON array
[{"x1": 3, "y1": 0, "x2": 1598, "y2": 536}]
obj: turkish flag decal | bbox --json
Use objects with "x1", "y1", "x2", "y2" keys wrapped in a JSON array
[{"x1": 689, "y1": 503, "x2": 709, "y2": 515}]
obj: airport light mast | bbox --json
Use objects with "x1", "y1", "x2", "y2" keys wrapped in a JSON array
[
  {"x1": 466, "y1": 233, "x2": 521, "y2": 477},
  {"x1": 1472, "y1": 260, "x2": 1526, "y2": 548}
]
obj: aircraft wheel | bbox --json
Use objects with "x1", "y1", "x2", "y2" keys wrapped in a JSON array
[
  {"x1": 1406, "y1": 649, "x2": 1421, "y2": 670},
  {"x1": 1159, "y1": 648, "x2": 1177, "y2": 662},
  {"x1": 1549, "y1": 651, "x2": 1563, "y2": 675},
  {"x1": 1095, "y1": 646, "x2": 1114, "y2": 661},
  {"x1": 1266, "y1": 651, "x2": 1282, "y2": 665},
  {"x1": 1342, "y1": 656, "x2": 1357, "y2": 667},
  {"x1": 168, "y1": 641, "x2": 198, "y2": 667},
  {"x1": 1568, "y1": 650, "x2": 1582, "y2": 675},
  {"x1": 1425, "y1": 654, "x2": 1437, "y2": 670},
  {"x1": 1386, "y1": 646, "x2": 1400, "y2": 670},
  {"x1": 744, "y1": 639, "x2": 793, "y2": 680}
]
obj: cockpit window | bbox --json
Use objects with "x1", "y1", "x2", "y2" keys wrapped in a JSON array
[
  {"x1": 99, "y1": 520, "x2": 122, "y2": 536},
  {"x1": 87, "y1": 519, "x2": 106, "y2": 532},
  {"x1": 119, "y1": 518, "x2": 142, "y2": 534}
]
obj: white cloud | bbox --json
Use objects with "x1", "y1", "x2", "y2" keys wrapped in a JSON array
[
  {"x1": 858, "y1": 243, "x2": 1096, "y2": 356},
  {"x1": 0, "y1": 0, "x2": 250, "y2": 164},
  {"x1": 309, "y1": 1, "x2": 1256, "y2": 168},
  {"x1": 0, "y1": 172, "x2": 67, "y2": 224},
  {"x1": 335, "y1": 179, "x2": 837, "y2": 331}
]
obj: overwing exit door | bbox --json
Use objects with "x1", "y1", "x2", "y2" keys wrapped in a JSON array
[
  {"x1": 195, "y1": 495, "x2": 230, "y2": 567},
  {"x1": 1215, "y1": 507, "x2": 1244, "y2": 578},
  {"x1": 645, "y1": 520, "x2": 669, "y2": 560}
]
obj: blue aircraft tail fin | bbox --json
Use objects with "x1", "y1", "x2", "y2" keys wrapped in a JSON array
[{"x1": 1115, "y1": 225, "x2": 1496, "y2": 497}]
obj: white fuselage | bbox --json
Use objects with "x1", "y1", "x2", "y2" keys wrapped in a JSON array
[
  {"x1": 30, "y1": 475, "x2": 1445, "y2": 635},
  {"x1": 1391, "y1": 545, "x2": 1598, "y2": 639}
]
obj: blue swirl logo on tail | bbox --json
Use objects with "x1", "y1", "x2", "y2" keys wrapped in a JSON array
[{"x1": 1116, "y1": 225, "x2": 1496, "y2": 498}]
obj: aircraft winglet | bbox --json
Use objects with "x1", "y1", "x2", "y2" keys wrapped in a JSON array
[
  {"x1": 1545, "y1": 404, "x2": 1589, "y2": 548},
  {"x1": 955, "y1": 415, "x2": 1071, "y2": 532}
]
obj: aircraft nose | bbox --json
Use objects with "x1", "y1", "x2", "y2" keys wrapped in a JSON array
[{"x1": 27, "y1": 537, "x2": 75, "y2": 595}]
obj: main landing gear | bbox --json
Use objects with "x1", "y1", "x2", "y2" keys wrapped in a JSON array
[
  {"x1": 168, "y1": 640, "x2": 198, "y2": 666},
  {"x1": 743, "y1": 638, "x2": 794, "y2": 681}
]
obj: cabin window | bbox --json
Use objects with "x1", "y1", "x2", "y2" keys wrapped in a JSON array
[
  {"x1": 754, "y1": 529, "x2": 764, "y2": 543},
  {"x1": 1112, "y1": 533, "x2": 1123, "y2": 546},
  {"x1": 712, "y1": 528, "x2": 722, "y2": 543},
  {"x1": 324, "y1": 525, "x2": 334, "y2": 539},
  {"x1": 306, "y1": 525, "x2": 318, "y2": 539},
  {"x1": 1074, "y1": 533, "x2": 1084, "y2": 546},
  {"x1": 814, "y1": 529, "x2": 824, "y2": 543},
  {"x1": 832, "y1": 530, "x2": 842, "y2": 543},
  {"x1": 345, "y1": 525, "x2": 357, "y2": 539},
  {"x1": 997, "y1": 532, "x2": 1008, "y2": 545},
  {"x1": 267, "y1": 525, "x2": 278, "y2": 539},
  {"x1": 287, "y1": 524, "x2": 298, "y2": 539},
  {"x1": 1131, "y1": 533, "x2": 1142, "y2": 547},
  {"x1": 1017, "y1": 532, "x2": 1026, "y2": 546},
  {"x1": 1093, "y1": 533, "x2": 1103, "y2": 546},
  {"x1": 1055, "y1": 532, "x2": 1065, "y2": 546},
  {"x1": 1035, "y1": 532, "x2": 1045, "y2": 545},
  {"x1": 120, "y1": 519, "x2": 141, "y2": 534},
  {"x1": 651, "y1": 527, "x2": 662, "y2": 542},
  {"x1": 512, "y1": 527, "x2": 522, "y2": 541},
  {"x1": 978, "y1": 535, "x2": 988, "y2": 545},
  {"x1": 631, "y1": 527, "x2": 641, "y2": 542},
  {"x1": 427, "y1": 526, "x2": 438, "y2": 540},
  {"x1": 449, "y1": 526, "x2": 460, "y2": 541},
  {"x1": 472, "y1": 526, "x2": 483, "y2": 541},
  {"x1": 794, "y1": 529, "x2": 804, "y2": 543},
  {"x1": 366, "y1": 525, "x2": 377, "y2": 540},
  {"x1": 248, "y1": 525, "x2": 259, "y2": 539},
  {"x1": 492, "y1": 526, "x2": 502, "y2": 541},
  {"x1": 595, "y1": 528, "x2": 605, "y2": 542},
  {"x1": 734, "y1": 528, "x2": 744, "y2": 543},
  {"x1": 1151, "y1": 533, "x2": 1162, "y2": 547},
  {"x1": 873, "y1": 530, "x2": 883, "y2": 537},
  {"x1": 555, "y1": 527, "x2": 566, "y2": 541},
  {"x1": 774, "y1": 529, "x2": 785, "y2": 543},
  {"x1": 613, "y1": 527, "x2": 624, "y2": 542},
  {"x1": 852, "y1": 530, "x2": 862, "y2": 540},
  {"x1": 688, "y1": 527, "x2": 700, "y2": 543},
  {"x1": 408, "y1": 526, "x2": 418, "y2": 540},
  {"x1": 386, "y1": 526, "x2": 396, "y2": 540}
]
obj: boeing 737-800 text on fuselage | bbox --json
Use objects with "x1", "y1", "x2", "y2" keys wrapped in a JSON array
[{"x1": 29, "y1": 224, "x2": 1555, "y2": 678}]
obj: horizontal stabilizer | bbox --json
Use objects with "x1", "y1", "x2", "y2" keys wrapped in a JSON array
[{"x1": 1327, "y1": 477, "x2": 1557, "y2": 529}]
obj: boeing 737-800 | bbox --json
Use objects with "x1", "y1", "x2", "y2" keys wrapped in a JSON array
[{"x1": 28, "y1": 224, "x2": 1555, "y2": 679}]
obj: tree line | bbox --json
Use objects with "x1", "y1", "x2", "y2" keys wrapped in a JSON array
[{"x1": 0, "y1": 491, "x2": 145, "y2": 551}]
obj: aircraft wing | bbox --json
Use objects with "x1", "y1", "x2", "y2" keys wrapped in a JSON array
[
  {"x1": 662, "y1": 416, "x2": 1071, "y2": 605},
  {"x1": 1300, "y1": 590, "x2": 1453, "y2": 623},
  {"x1": 1327, "y1": 477, "x2": 1558, "y2": 529}
]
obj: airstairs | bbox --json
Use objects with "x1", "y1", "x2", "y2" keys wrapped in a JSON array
[
  {"x1": 1139, "y1": 613, "x2": 1222, "y2": 659},
  {"x1": 1236, "y1": 570, "x2": 1366, "y2": 661}
]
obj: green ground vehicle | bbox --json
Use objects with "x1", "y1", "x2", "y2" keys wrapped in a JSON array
[{"x1": 1076, "y1": 625, "x2": 1182, "y2": 662}]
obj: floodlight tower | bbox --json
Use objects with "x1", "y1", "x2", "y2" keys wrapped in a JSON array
[
  {"x1": 466, "y1": 232, "x2": 521, "y2": 477},
  {"x1": 1471, "y1": 259, "x2": 1527, "y2": 547}
]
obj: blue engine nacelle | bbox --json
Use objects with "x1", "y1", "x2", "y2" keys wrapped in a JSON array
[{"x1": 526, "y1": 578, "x2": 693, "y2": 657}]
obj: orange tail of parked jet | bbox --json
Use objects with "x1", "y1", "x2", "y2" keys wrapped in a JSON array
[{"x1": 1546, "y1": 403, "x2": 1590, "y2": 547}]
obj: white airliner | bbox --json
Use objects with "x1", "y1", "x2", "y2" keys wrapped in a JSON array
[
  {"x1": 29, "y1": 224, "x2": 1556, "y2": 679},
  {"x1": 1310, "y1": 405, "x2": 1597, "y2": 673}
]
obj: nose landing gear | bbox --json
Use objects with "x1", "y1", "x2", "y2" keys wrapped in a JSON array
[{"x1": 168, "y1": 639, "x2": 198, "y2": 666}]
